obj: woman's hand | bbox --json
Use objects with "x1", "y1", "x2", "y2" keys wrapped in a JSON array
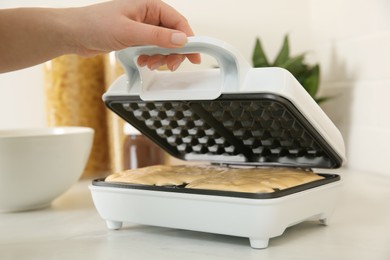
[
  {"x1": 70, "y1": 0, "x2": 201, "y2": 71},
  {"x1": 0, "y1": 0, "x2": 200, "y2": 73}
]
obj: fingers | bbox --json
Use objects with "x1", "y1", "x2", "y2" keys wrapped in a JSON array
[
  {"x1": 137, "y1": 53, "x2": 201, "y2": 71},
  {"x1": 123, "y1": 21, "x2": 187, "y2": 48},
  {"x1": 148, "y1": 0, "x2": 195, "y2": 37},
  {"x1": 186, "y1": 53, "x2": 202, "y2": 64},
  {"x1": 124, "y1": 0, "x2": 202, "y2": 71},
  {"x1": 121, "y1": 0, "x2": 194, "y2": 48},
  {"x1": 137, "y1": 55, "x2": 164, "y2": 70},
  {"x1": 166, "y1": 54, "x2": 186, "y2": 71},
  {"x1": 137, "y1": 54, "x2": 186, "y2": 71}
]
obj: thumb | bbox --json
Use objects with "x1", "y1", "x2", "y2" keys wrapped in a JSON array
[{"x1": 127, "y1": 22, "x2": 188, "y2": 48}]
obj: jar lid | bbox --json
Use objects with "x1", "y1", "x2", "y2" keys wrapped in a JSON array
[{"x1": 123, "y1": 123, "x2": 141, "y2": 135}]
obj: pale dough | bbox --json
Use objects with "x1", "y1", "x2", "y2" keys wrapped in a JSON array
[{"x1": 105, "y1": 164, "x2": 324, "y2": 193}]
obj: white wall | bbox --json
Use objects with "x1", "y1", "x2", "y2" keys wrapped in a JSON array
[
  {"x1": 307, "y1": 0, "x2": 390, "y2": 174},
  {"x1": 1, "y1": 0, "x2": 389, "y2": 175}
]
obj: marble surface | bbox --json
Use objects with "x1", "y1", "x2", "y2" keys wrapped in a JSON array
[{"x1": 1, "y1": 168, "x2": 390, "y2": 260}]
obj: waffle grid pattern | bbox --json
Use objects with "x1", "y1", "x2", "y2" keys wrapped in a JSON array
[{"x1": 113, "y1": 94, "x2": 336, "y2": 168}]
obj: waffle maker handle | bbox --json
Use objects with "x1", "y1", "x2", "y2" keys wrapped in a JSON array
[{"x1": 115, "y1": 36, "x2": 251, "y2": 100}]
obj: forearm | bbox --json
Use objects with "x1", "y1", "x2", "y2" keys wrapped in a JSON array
[
  {"x1": 0, "y1": 0, "x2": 200, "y2": 74},
  {"x1": 0, "y1": 8, "x2": 75, "y2": 73}
]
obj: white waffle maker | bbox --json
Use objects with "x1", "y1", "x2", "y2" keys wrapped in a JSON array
[{"x1": 89, "y1": 36, "x2": 346, "y2": 249}]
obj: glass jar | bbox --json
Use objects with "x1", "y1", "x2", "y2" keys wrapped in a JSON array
[
  {"x1": 123, "y1": 123, "x2": 164, "y2": 169},
  {"x1": 104, "y1": 52, "x2": 127, "y2": 173},
  {"x1": 44, "y1": 54, "x2": 110, "y2": 178}
]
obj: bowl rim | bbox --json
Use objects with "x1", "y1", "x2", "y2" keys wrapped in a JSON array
[{"x1": 0, "y1": 126, "x2": 94, "y2": 139}]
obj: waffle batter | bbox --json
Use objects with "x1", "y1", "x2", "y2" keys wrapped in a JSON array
[{"x1": 105, "y1": 165, "x2": 324, "y2": 193}]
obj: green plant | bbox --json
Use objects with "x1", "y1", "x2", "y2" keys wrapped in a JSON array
[{"x1": 252, "y1": 35, "x2": 329, "y2": 103}]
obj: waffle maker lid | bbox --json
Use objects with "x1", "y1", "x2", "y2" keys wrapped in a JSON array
[{"x1": 103, "y1": 36, "x2": 346, "y2": 169}]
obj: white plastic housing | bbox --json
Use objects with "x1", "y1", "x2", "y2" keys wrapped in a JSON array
[
  {"x1": 90, "y1": 180, "x2": 341, "y2": 249},
  {"x1": 104, "y1": 36, "x2": 346, "y2": 165}
]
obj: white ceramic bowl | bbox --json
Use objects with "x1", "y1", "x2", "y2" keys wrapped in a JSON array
[{"x1": 0, "y1": 127, "x2": 94, "y2": 212}]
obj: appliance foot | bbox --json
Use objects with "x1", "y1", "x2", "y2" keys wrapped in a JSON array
[
  {"x1": 319, "y1": 218, "x2": 328, "y2": 226},
  {"x1": 106, "y1": 220, "x2": 123, "y2": 230},
  {"x1": 249, "y1": 238, "x2": 269, "y2": 249}
]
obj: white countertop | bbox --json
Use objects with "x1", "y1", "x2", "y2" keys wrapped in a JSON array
[{"x1": 1, "y1": 168, "x2": 390, "y2": 260}]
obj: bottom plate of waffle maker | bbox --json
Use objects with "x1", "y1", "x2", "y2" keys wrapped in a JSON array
[{"x1": 90, "y1": 173, "x2": 340, "y2": 249}]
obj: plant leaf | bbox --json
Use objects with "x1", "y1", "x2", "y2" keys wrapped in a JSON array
[
  {"x1": 252, "y1": 38, "x2": 269, "y2": 67},
  {"x1": 280, "y1": 54, "x2": 306, "y2": 76},
  {"x1": 251, "y1": 36, "x2": 329, "y2": 104},
  {"x1": 315, "y1": 95, "x2": 332, "y2": 104},
  {"x1": 302, "y1": 64, "x2": 320, "y2": 97},
  {"x1": 273, "y1": 35, "x2": 290, "y2": 66}
]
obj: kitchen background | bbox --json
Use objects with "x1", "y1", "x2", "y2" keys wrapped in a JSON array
[{"x1": 0, "y1": 0, "x2": 389, "y2": 176}]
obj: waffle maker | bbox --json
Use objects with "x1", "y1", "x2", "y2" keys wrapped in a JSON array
[{"x1": 89, "y1": 36, "x2": 346, "y2": 249}]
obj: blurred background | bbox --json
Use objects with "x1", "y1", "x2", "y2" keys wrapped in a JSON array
[{"x1": 0, "y1": 0, "x2": 389, "y2": 176}]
